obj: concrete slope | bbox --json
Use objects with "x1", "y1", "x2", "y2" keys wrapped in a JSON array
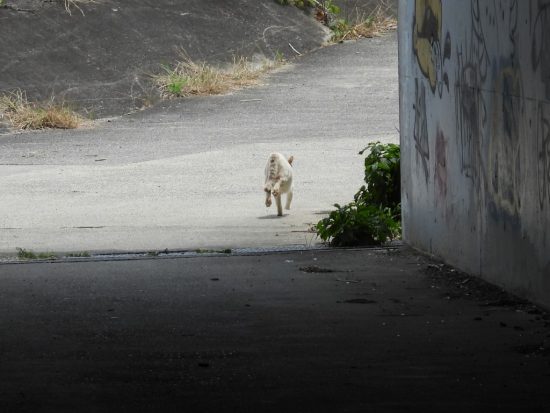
[
  {"x1": 0, "y1": 34, "x2": 399, "y2": 256},
  {"x1": 0, "y1": 0, "x2": 327, "y2": 118}
]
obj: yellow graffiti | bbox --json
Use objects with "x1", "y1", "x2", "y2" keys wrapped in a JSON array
[{"x1": 413, "y1": 0, "x2": 442, "y2": 92}]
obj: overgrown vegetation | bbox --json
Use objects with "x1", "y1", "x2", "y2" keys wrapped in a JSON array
[
  {"x1": 16, "y1": 248, "x2": 58, "y2": 260},
  {"x1": 0, "y1": 89, "x2": 84, "y2": 130},
  {"x1": 316, "y1": 142, "x2": 401, "y2": 246},
  {"x1": 16, "y1": 248, "x2": 92, "y2": 260},
  {"x1": 330, "y1": 3, "x2": 397, "y2": 42},
  {"x1": 154, "y1": 55, "x2": 284, "y2": 99},
  {"x1": 276, "y1": 0, "x2": 396, "y2": 42}
]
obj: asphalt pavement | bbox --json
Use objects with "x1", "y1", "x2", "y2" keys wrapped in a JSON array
[
  {"x1": 1, "y1": 246, "x2": 549, "y2": 412},
  {"x1": 0, "y1": 34, "x2": 399, "y2": 257}
]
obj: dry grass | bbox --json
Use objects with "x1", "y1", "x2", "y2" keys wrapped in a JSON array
[
  {"x1": 0, "y1": 90, "x2": 84, "y2": 130},
  {"x1": 154, "y1": 54, "x2": 285, "y2": 98},
  {"x1": 331, "y1": 3, "x2": 397, "y2": 43}
]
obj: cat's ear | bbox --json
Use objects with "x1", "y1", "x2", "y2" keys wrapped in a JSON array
[{"x1": 287, "y1": 156, "x2": 294, "y2": 166}]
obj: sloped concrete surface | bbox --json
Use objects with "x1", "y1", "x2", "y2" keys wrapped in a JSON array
[
  {"x1": 0, "y1": 0, "x2": 328, "y2": 117},
  {"x1": 0, "y1": 34, "x2": 399, "y2": 256}
]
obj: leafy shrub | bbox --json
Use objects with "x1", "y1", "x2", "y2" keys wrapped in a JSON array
[
  {"x1": 355, "y1": 141, "x2": 400, "y2": 208},
  {"x1": 316, "y1": 142, "x2": 401, "y2": 246},
  {"x1": 316, "y1": 203, "x2": 400, "y2": 246}
]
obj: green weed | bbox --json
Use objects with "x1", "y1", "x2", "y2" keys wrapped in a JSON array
[
  {"x1": 316, "y1": 142, "x2": 401, "y2": 246},
  {"x1": 316, "y1": 203, "x2": 400, "y2": 246},
  {"x1": 330, "y1": 3, "x2": 397, "y2": 42},
  {"x1": 17, "y1": 248, "x2": 58, "y2": 260}
]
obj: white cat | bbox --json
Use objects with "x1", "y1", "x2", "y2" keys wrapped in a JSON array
[{"x1": 264, "y1": 153, "x2": 294, "y2": 216}]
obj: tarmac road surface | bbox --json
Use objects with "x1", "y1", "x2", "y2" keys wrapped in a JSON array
[{"x1": 0, "y1": 247, "x2": 549, "y2": 412}]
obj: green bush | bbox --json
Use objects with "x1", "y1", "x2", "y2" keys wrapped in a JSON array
[
  {"x1": 355, "y1": 141, "x2": 400, "y2": 208},
  {"x1": 316, "y1": 142, "x2": 401, "y2": 246}
]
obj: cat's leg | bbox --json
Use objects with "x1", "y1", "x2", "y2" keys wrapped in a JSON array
[
  {"x1": 275, "y1": 194, "x2": 283, "y2": 216},
  {"x1": 272, "y1": 181, "x2": 281, "y2": 198},
  {"x1": 285, "y1": 188, "x2": 293, "y2": 210},
  {"x1": 264, "y1": 182, "x2": 273, "y2": 207}
]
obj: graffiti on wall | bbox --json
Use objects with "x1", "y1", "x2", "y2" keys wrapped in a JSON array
[
  {"x1": 488, "y1": 66, "x2": 524, "y2": 215},
  {"x1": 451, "y1": 0, "x2": 494, "y2": 187},
  {"x1": 410, "y1": 0, "x2": 550, "y2": 221},
  {"x1": 532, "y1": 0, "x2": 550, "y2": 99},
  {"x1": 538, "y1": 102, "x2": 550, "y2": 210},
  {"x1": 450, "y1": 0, "x2": 526, "y2": 216},
  {"x1": 413, "y1": 79, "x2": 430, "y2": 183},
  {"x1": 404, "y1": 0, "x2": 550, "y2": 299},
  {"x1": 435, "y1": 126, "x2": 447, "y2": 201},
  {"x1": 484, "y1": 1, "x2": 525, "y2": 216},
  {"x1": 454, "y1": 46, "x2": 485, "y2": 184},
  {"x1": 412, "y1": 0, "x2": 451, "y2": 97}
]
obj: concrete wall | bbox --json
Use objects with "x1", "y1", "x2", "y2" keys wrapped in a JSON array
[{"x1": 398, "y1": 0, "x2": 550, "y2": 307}]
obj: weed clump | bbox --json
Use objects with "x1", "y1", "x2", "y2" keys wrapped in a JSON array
[
  {"x1": 17, "y1": 248, "x2": 58, "y2": 260},
  {"x1": 330, "y1": 3, "x2": 397, "y2": 42},
  {"x1": 316, "y1": 142, "x2": 401, "y2": 246},
  {"x1": 0, "y1": 90, "x2": 84, "y2": 130},
  {"x1": 154, "y1": 55, "x2": 283, "y2": 99},
  {"x1": 275, "y1": 0, "x2": 396, "y2": 43}
]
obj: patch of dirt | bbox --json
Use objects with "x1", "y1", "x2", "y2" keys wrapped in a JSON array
[
  {"x1": 513, "y1": 344, "x2": 550, "y2": 357},
  {"x1": 423, "y1": 263, "x2": 546, "y2": 315}
]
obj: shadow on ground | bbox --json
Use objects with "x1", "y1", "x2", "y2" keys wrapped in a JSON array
[{"x1": 0, "y1": 246, "x2": 548, "y2": 412}]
